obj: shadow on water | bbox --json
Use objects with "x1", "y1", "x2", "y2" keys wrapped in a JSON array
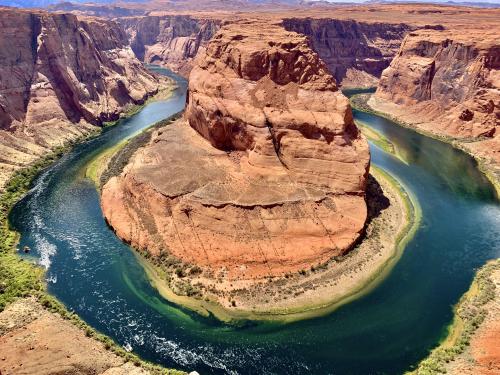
[{"x1": 8, "y1": 74, "x2": 500, "y2": 375}]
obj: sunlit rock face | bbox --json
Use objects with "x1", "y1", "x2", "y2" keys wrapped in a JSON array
[
  {"x1": 102, "y1": 21, "x2": 370, "y2": 281},
  {"x1": 119, "y1": 15, "x2": 221, "y2": 76},
  {"x1": 282, "y1": 18, "x2": 412, "y2": 88},
  {"x1": 0, "y1": 8, "x2": 160, "y2": 189},
  {"x1": 375, "y1": 28, "x2": 499, "y2": 140}
]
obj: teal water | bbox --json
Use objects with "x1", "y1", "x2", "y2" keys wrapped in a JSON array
[{"x1": 9, "y1": 72, "x2": 500, "y2": 374}]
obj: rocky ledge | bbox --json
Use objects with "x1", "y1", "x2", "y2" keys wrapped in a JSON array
[
  {"x1": 102, "y1": 21, "x2": 370, "y2": 293},
  {"x1": 371, "y1": 28, "x2": 500, "y2": 183},
  {"x1": 0, "y1": 8, "x2": 164, "y2": 190}
]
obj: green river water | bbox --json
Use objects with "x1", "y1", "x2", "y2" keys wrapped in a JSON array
[{"x1": 9, "y1": 70, "x2": 500, "y2": 374}]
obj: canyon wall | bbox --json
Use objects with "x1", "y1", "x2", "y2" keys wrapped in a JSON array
[
  {"x1": 0, "y1": 8, "x2": 161, "y2": 190},
  {"x1": 282, "y1": 18, "x2": 412, "y2": 88},
  {"x1": 102, "y1": 21, "x2": 370, "y2": 283},
  {"x1": 120, "y1": 14, "x2": 412, "y2": 87},
  {"x1": 375, "y1": 29, "x2": 499, "y2": 138},
  {"x1": 119, "y1": 15, "x2": 221, "y2": 76},
  {"x1": 372, "y1": 28, "x2": 499, "y2": 176}
]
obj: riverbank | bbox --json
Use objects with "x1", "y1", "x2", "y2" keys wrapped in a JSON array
[
  {"x1": 351, "y1": 94, "x2": 500, "y2": 198},
  {"x1": 0, "y1": 81, "x2": 185, "y2": 374},
  {"x1": 354, "y1": 119, "x2": 408, "y2": 164},
  {"x1": 124, "y1": 165, "x2": 420, "y2": 323},
  {"x1": 0, "y1": 297, "x2": 179, "y2": 375},
  {"x1": 409, "y1": 259, "x2": 500, "y2": 375},
  {"x1": 85, "y1": 84, "x2": 178, "y2": 186},
  {"x1": 351, "y1": 92, "x2": 500, "y2": 375},
  {"x1": 103, "y1": 83, "x2": 176, "y2": 128}
]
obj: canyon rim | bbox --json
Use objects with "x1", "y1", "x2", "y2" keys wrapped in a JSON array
[{"x1": 0, "y1": 2, "x2": 498, "y2": 375}]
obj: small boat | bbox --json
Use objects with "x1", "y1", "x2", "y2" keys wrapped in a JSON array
[{"x1": 23, "y1": 246, "x2": 30, "y2": 253}]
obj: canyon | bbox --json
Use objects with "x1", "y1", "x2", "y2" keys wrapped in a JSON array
[
  {"x1": 100, "y1": 20, "x2": 378, "y2": 312},
  {"x1": 0, "y1": 1, "x2": 498, "y2": 374},
  {"x1": 119, "y1": 13, "x2": 411, "y2": 87},
  {"x1": 371, "y1": 27, "x2": 500, "y2": 184},
  {"x1": 0, "y1": 7, "x2": 166, "y2": 190},
  {"x1": 118, "y1": 14, "x2": 221, "y2": 76}
]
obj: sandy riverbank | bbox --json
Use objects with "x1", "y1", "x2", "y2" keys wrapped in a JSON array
[{"x1": 134, "y1": 166, "x2": 420, "y2": 323}]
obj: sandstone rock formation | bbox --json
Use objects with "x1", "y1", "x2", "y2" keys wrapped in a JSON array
[
  {"x1": 282, "y1": 18, "x2": 412, "y2": 88},
  {"x1": 0, "y1": 8, "x2": 161, "y2": 190},
  {"x1": 102, "y1": 21, "x2": 370, "y2": 282},
  {"x1": 372, "y1": 28, "x2": 500, "y2": 179},
  {"x1": 375, "y1": 29, "x2": 499, "y2": 139},
  {"x1": 119, "y1": 15, "x2": 221, "y2": 76},
  {"x1": 121, "y1": 14, "x2": 410, "y2": 88},
  {"x1": 0, "y1": 298, "x2": 153, "y2": 375}
]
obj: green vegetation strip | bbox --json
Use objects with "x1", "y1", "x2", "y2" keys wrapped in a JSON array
[
  {"x1": 409, "y1": 259, "x2": 499, "y2": 375},
  {"x1": 0, "y1": 137, "x2": 184, "y2": 375}
]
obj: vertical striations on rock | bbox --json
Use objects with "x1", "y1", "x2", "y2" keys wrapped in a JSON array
[
  {"x1": 119, "y1": 15, "x2": 221, "y2": 76},
  {"x1": 282, "y1": 18, "x2": 412, "y2": 88},
  {"x1": 0, "y1": 8, "x2": 161, "y2": 190},
  {"x1": 376, "y1": 29, "x2": 499, "y2": 138},
  {"x1": 372, "y1": 28, "x2": 499, "y2": 175}
]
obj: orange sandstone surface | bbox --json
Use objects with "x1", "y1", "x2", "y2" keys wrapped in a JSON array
[
  {"x1": 371, "y1": 27, "x2": 500, "y2": 184},
  {"x1": 101, "y1": 21, "x2": 370, "y2": 283},
  {"x1": 0, "y1": 7, "x2": 163, "y2": 191}
]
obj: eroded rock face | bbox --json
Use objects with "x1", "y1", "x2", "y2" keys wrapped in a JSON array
[
  {"x1": 282, "y1": 18, "x2": 413, "y2": 88},
  {"x1": 375, "y1": 29, "x2": 499, "y2": 139},
  {"x1": 0, "y1": 8, "x2": 160, "y2": 190},
  {"x1": 102, "y1": 22, "x2": 370, "y2": 281},
  {"x1": 122, "y1": 14, "x2": 412, "y2": 88},
  {"x1": 120, "y1": 15, "x2": 221, "y2": 76}
]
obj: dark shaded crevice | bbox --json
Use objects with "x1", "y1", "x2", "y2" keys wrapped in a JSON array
[{"x1": 265, "y1": 118, "x2": 288, "y2": 169}]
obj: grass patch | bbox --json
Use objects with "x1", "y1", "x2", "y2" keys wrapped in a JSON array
[
  {"x1": 85, "y1": 139, "x2": 129, "y2": 186},
  {"x1": 408, "y1": 259, "x2": 499, "y2": 375}
]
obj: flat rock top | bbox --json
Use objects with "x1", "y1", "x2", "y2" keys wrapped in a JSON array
[{"x1": 130, "y1": 120, "x2": 327, "y2": 207}]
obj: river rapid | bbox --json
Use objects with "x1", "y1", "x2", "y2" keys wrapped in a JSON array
[{"x1": 9, "y1": 70, "x2": 500, "y2": 375}]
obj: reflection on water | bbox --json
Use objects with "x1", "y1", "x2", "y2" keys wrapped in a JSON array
[{"x1": 9, "y1": 76, "x2": 500, "y2": 375}]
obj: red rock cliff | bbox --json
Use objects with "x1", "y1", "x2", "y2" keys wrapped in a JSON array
[
  {"x1": 119, "y1": 15, "x2": 221, "y2": 76},
  {"x1": 102, "y1": 21, "x2": 370, "y2": 282},
  {"x1": 0, "y1": 8, "x2": 161, "y2": 189},
  {"x1": 371, "y1": 28, "x2": 499, "y2": 178},
  {"x1": 375, "y1": 29, "x2": 499, "y2": 139},
  {"x1": 282, "y1": 18, "x2": 412, "y2": 88}
]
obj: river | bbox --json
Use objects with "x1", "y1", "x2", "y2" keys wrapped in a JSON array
[{"x1": 9, "y1": 69, "x2": 500, "y2": 375}]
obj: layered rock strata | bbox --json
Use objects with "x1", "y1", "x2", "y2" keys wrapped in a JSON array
[
  {"x1": 282, "y1": 18, "x2": 412, "y2": 88},
  {"x1": 121, "y1": 14, "x2": 411, "y2": 88},
  {"x1": 119, "y1": 15, "x2": 221, "y2": 76},
  {"x1": 372, "y1": 28, "x2": 500, "y2": 180},
  {"x1": 0, "y1": 8, "x2": 161, "y2": 190},
  {"x1": 102, "y1": 21, "x2": 370, "y2": 283}
]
